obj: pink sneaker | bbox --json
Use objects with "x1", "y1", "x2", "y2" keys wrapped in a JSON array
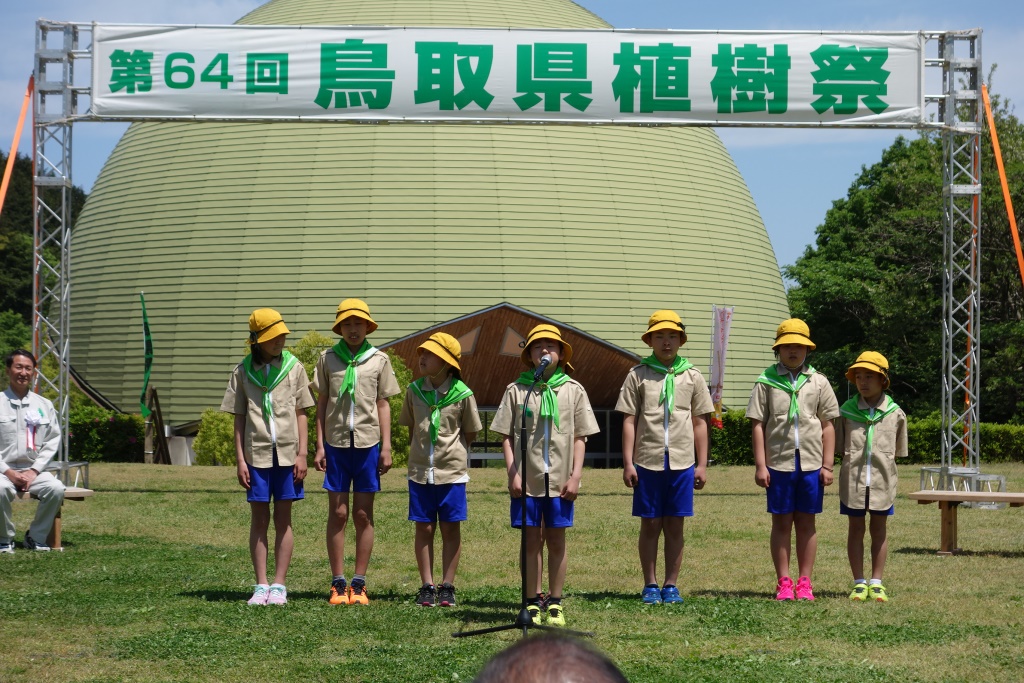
[
  {"x1": 248, "y1": 584, "x2": 270, "y2": 606},
  {"x1": 775, "y1": 576, "x2": 795, "y2": 601},
  {"x1": 795, "y1": 576, "x2": 815, "y2": 601},
  {"x1": 267, "y1": 584, "x2": 288, "y2": 606}
]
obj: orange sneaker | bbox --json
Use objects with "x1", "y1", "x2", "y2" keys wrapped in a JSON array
[
  {"x1": 328, "y1": 578, "x2": 349, "y2": 605},
  {"x1": 348, "y1": 579, "x2": 370, "y2": 605}
]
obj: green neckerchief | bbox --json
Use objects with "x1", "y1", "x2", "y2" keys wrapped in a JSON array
[
  {"x1": 840, "y1": 394, "x2": 900, "y2": 460},
  {"x1": 410, "y1": 377, "x2": 474, "y2": 444},
  {"x1": 517, "y1": 367, "x2": 571, "y2": 429},
  {"x1": 639, "y1": 354, "x2": 695, "y2": 412},
  {"x1": 242, "y1": 350, "x2": 298, "y2": 424},
  {"x1": 755, "y1": 363, "x2": 814, "y2": 422},
  {"x1": 332, "y1": 340, "x2": 378, "y2": 402}
]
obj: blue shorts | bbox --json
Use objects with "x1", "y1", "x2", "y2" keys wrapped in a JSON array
[
  {"x1": 633, "y1": 465, "x2": 695, "y2": 518},
  {"x1": 247, "y1": 450, "x2": 304, "y2": 503},
  {"x1": 408, "y1": 481, "x2": 468, "y2": 523},
  {"x1": 322, "y1": 442, "x2": 381, "y2": 493},
  {"x1": 766, "y1": 452, "x2": 823, "y2": 515},
  {"x1": 510, "y1": 495, "x2": 574, "y2": 529},
  {"x1": 840, "y1": 487, "x2": 895, "y2": 516}
]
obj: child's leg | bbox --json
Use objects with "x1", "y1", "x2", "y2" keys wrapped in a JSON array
[
  {"x1": 439, "y1": 521, "x2": 462, "y2": 585},
  {"x1": 326, "y1": 491, "x2": 350, "y2": 577},
  {"x1": 869, "y1": 514, "x2": 889, "y2": 581},
  {"x1": 662, "y1": 517, "x2": 685, "y2": 587},
  {"x1": 770, "y1": 512, "x2": 794, "y2": 578},
  {"x1": 545, "y1": 527, "x2": 567, "y2": 598},
  {"x1": 414, "y1": 521, "x2": 436, "y2": 585},
  {"x1": 250, "y1": 502, "x2": 271, "y2": 585},
  {"x1": 352, "y1": 491, "x2": 375, "y2": 576},
  {"x1": 525, "y1": 526, "x2": 544, "y2": 597},
  {"x1": 638, "y1": 517, "x2": 663, "y2": 586},
  {"x1": 847, "y1": 515, "x2": 867, "y2": 580},
  {"x1": 271, "y1": 500, "x2": 294, "y2": 586},
  {"x1": 793, "y1": 511, "x2": 818, "y2": 578}
]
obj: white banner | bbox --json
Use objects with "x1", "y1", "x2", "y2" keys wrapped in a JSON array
[
  {"x1": 91, "y1": 25, "x2": 925, "y2": 126},
  {"x1": 709, "y1": 305, "x2": 735, "y2": 428}
]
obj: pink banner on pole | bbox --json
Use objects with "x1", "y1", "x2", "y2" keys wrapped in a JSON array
[{"x1": 709, "y1": 305, "x2": 734, "y2": 429}]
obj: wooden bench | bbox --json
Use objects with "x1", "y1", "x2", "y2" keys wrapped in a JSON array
[
  {"x1": 14, "y1": 486, "x2": 94, "y2": 550},
  {"x1": 908, "y1": 490, "x2": 1024, "y2": 555}
]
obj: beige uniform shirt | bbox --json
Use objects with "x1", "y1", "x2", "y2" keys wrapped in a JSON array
[
  {"x1": 399, "y1": 377, "x2": 483, "y2": 485},
  {"x1": 745, "y1": 364, "x2": 840, "y2": 471},
  {"x1": 0, "y1": 389, "x2": 61, "y2": 474},
  {"x1": 220, "y1": 358, "x2": 315, "y2": 468},
  {"x1": 491, "y1": 377, "x2": 600, "y2": 497},
  {"x1": 836, "y1": 395, "x2": 908, "y2": 510},
  {"x1": 615, "y1": 365, "x2": 714, "y2": 471},
  {"x1": 315, "y1": 348, "x2": 401, "y2": 449}
]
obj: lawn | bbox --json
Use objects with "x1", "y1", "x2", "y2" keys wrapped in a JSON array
[{"x1": 2, "y1": 462, "x2": 1022, "y2": 682}]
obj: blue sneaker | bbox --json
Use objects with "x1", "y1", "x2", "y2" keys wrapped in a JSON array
[
  {"x1": 661, "y1": 585, "x2": 684, "y2": 604},
  {"x1": 642, "y1": 584, "x2": 662, "y2": 604}
]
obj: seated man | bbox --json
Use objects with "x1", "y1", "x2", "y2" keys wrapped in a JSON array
[{"x1": 0, "y1": 350, "x2": 64, "y2": 552}]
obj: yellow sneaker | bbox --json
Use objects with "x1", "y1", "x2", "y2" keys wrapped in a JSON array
[
  {"x1": 328, "y1": 578, "x2": 349, "y2": 605},
  {"x1": 869, "y1": 584, "x2": 889, "y2": 603},
  {"x1": 348, "y1": 579, "x2": 370, "y2": 605},
  {"x1": 849, "y1": 583, "x2": 869, "y2": 602},
  {"x1": 526, "y1": 604, "x2": 542, "y2": 625},
  {"x1": 546, "y1": 603, "x2": 566, "y2": 627}
]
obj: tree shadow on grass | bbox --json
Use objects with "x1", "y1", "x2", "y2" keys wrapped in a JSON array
[{"x1": 894, "y1": 546, "x2": 1024, "y2": 558}]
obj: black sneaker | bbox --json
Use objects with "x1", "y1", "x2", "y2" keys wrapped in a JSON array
[
  {"x1": 416, "y1": 583, "x2": 437, "y2": 607},
  {"x1": 437, "y1": 583, "x2": 457, "y2": 607},
  {"x1": 24, "y1": 532, "x2": 50, "y2": 552}
]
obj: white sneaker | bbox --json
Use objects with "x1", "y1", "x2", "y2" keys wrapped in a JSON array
[
  {"x1": 267, "y1": 584, "x2": 288, "y2": 606},
  {"x1": 248, "y1": 584, "x2": 270, "y2": 605},
  {"x1": 0, "y1": 540, "x2": 14, "y2": 554},
  {"x1": 24, "y1": 533, "x2": 50, "y2": 552}
]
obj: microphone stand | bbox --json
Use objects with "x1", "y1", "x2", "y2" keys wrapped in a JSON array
[{"x1": 453, "y1": 368, "x2": 592, "y2": 639}]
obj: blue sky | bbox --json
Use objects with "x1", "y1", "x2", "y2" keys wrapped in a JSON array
[{"x1": 2, "y1": 0, "x2": 1021, "y2": 270}]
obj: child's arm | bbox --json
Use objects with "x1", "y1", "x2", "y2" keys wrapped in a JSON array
[
  {"x1": 294, "y1": 409, "x2": 308, "y2": 482},
  {"x1": 751, "y1": 419, "x2": 770, "y2": 488},
  {"x1": 621, "y1": 414, "x2": 638, "y2": 488},
  {"x1": 560, "y1": 436, "x2": 586, "y2": 500},
  {"x1": 234, "y1": 413, "x2": 250, "y2": 489},
  {"x1": 692, "y1": 414, "x2": 709, "y2": 490},
  {"x1": 502, "y1": 434, "x2": 521, "y2": 497},
  {"x1": 314, "y1": 388, "x2": 329, "y2": 472},
  {"x1": 377, "y1": 398, "x2": 392, "y2": 475},
  {"x1": 819, "y1": 418, "x2": 835, "y2": 486}
]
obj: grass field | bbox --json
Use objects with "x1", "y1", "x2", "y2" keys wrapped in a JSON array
[{"x1": 2, "y1": 462, "x2": 1022, "y2": 682}]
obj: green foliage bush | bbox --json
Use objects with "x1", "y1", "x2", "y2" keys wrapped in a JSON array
[
  {"x1": 68, "y1": 405, "x2": 144, "y2": 462},
  {"x1": 192, "y1": 409, "x2": 236, "y2": 466},
  {"x1": 708, "y1": 408, "x2": 1024, "y2": 466},
  {"x1": 190, "y1": 333, "x2": 414, "y2": 467}
]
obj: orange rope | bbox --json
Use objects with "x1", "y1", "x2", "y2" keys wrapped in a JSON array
[
  {"x1": 982, "y1": 84, "x2": 1024, "y2": 292},
  {"x1": 0, "y1": 75, "x2": 33, "y2": 220}
]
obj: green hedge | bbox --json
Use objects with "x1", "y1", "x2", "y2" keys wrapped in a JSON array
[
  {"x1": 708, "y1": 409, "x2": 1024, "y2": 466},
  {"x1": 68, "y1": 405, "x2": 145, "y2": 462}
]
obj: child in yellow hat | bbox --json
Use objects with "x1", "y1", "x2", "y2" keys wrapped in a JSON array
[
  {"x1": 398, "y1": 332, "x2": 482, "y2": 608},
  {"x1": 219, "y1": 308, "x2": 316, "y2": 606},
  {"x1": 490, "y1": 324, "x2": 600, "y2": 627},
  {"x1": 615, "y1": 310, "x2": 714, "y2": 605},
  {"x1": 836, "y1": 351, "x2": 907, "y2": 603},
  {"x1": 312, "y1": 298, "x2": 402, "y2": 605},
  {"x1": 745, "y1": 318, "x2": 840, "y2": 601}
]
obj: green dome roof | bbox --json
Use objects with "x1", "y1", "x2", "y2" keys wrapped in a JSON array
[{"x1": 71, "y1": 0, "x2": 789, "y2": 424}]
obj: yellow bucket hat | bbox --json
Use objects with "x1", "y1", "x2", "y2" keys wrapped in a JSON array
[
  {"x1": 418, "y1": 332, "x2": 462, "y2": 371},
  {"x1": 773, "y1": 318, "x2": 816, "y2": 350},
  {"x1": 248, "y1": 308, "x2": 290, "y2": 344},
  {"x1": 846, "y1": 351, "x2": 890, "y2": 388},
  {"x1": 333, "y1": 298, "x2": 378, "y2": 335},
  {"x1": 642, "y1": 309, "x2": 688, "y2": 346},
  {"x1": 520, "y1": 323, "x2": 575, "y2": 374}
]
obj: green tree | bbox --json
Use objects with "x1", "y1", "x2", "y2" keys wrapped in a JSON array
[{"x1": 786, "y1": 82, "x2": 1024, "y2": 422}]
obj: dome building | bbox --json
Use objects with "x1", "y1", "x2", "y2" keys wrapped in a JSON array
[{"x1": 70, "y1": 0, "x2": 790, "y2": 450}]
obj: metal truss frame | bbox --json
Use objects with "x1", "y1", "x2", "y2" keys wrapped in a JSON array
[{"x1": 31, "y1": 24, "x2": 983, "y2": 481}]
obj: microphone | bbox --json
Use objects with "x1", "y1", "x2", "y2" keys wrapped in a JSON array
[{"x1": 533, "y1": 354, "x2": 552, "y2": 381}]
